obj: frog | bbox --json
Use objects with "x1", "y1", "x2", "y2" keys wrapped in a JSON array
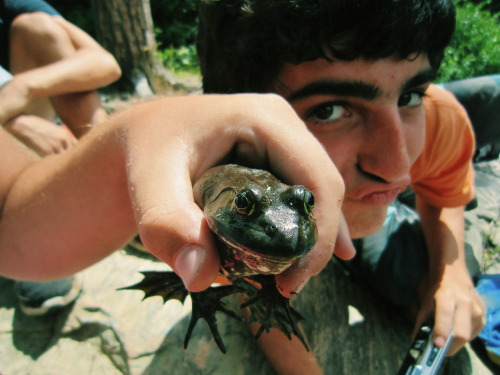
[{"x1": 121, "y1": 164, "x2": 318, "y2": 353}]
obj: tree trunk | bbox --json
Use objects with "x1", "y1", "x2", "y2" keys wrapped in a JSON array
[{"x1": 91, "y1": 0, "x2": 176, "y2": 95}]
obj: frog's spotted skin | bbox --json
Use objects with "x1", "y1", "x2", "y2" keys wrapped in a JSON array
[
  {"x1": 194, "y1": 165, "x2": 317, "y2": 277},
  {"x1": 122, "y1": 165, "x2": 318, "y2": 353}
]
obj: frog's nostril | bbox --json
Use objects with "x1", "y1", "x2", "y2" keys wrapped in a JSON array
[{"x1": 265, "y1": 224, "x2": 277, "y2": 236}]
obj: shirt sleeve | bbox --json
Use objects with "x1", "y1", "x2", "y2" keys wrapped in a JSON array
[
  {"x1": 4, "y1": 0, "x2": 60, "y2": 17},
  {"x1": 410, "y1": 84, "x2": 475, "y2": 207}
]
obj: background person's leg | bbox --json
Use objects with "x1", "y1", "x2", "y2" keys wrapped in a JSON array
[{"x1": 9, "y1": 13, "x2": 107, "y2": 137}]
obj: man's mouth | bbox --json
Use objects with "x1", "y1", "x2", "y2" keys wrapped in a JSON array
[
  {"x1": 359, "y1": 187, "x2": 403, "y2": 205},
  {"x1": 349, "y1": 180, "x2": 409, "y2": 206}
]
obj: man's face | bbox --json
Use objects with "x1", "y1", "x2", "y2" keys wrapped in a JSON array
[{"x1": 273, "y1": 55, "x2": 434, "y2": 238}]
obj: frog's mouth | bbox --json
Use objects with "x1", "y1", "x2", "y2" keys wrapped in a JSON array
[{"x1": 215, "y1": 235, "x2": 298, "y2": 277}]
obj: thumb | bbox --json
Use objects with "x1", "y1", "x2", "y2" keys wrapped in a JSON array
[
  {"x1": 127, "y1": 154, "x2": 220, "y2": 292},
  {"x1": 137, "y1": 200, "x2": 220, "y2": 292},
  {"x1": 333, "y1": 215, "x2": 356, "y2": 260}
]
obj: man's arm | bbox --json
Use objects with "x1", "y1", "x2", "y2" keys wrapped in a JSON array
[
  {"x1": 253, "y1": 325, "x2": 323, "y2": 375},
  {"x1": 415, "y1": 199, "x2": 486, "y2": 355},
  {"x1": 0, "y1": 127, "x2": 38, "y2": 201},
  {"x1": 0, "y1": 94, "x2": 352, "y2": 294}
]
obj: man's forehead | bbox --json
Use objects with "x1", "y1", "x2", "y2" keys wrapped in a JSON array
[{"x1": 273, "y1": 55, "x2": 434, "y2": 99}]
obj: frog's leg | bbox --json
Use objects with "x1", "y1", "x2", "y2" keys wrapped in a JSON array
[
  {"x1": 119, "y1": 271, "x2": 189, "y2": 303},
  {"x1": 236, "y1": 275, "x2": 309, "y2": 351},
  {"x1": 186, "y1": 285, "x2": 243, "y2": 353},
  {"x1": 120, "y1": 271, "x2": 243, "y2": 354}
]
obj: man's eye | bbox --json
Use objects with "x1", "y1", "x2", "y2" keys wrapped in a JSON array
[
  {"x1": 311, "y1": 103, "x2": 349, "y2": 122},
  {"x1": 398, "y1": 92, "x2": 424, "y2": 107}
]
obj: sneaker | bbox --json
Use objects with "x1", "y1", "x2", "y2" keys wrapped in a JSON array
[{"x1": 16, "y1": 276, "x2": 82, "y2": 316}]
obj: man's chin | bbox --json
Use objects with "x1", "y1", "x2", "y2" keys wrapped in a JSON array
[{"x1": 344, "y1": 203, "x2": 389, "y2": 239}]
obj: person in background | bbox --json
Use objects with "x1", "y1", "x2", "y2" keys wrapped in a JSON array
[
  {"x1": 0, "y1": 0, "x2": 121, "y2": 315},
  {"x1": 195, "y1": 1, "x2": 497, "y2": 373},
  {"x1": 0, "y1": 0, "x2": 121, "y2": 155}
]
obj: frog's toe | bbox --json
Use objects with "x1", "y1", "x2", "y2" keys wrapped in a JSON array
[
  {"x1": 185, "y1": 285, "x2": 243, "y2": 354},
  {"x1": 240, "y1": 275, "x2": 309, "y2": 351},
  {"x1": 119, "y1": 271, "x2": 188, "y2": 303}
]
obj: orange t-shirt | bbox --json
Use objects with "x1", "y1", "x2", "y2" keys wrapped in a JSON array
[{"x1": 410, "y1": 84, "x2": 475, "y2": 207}]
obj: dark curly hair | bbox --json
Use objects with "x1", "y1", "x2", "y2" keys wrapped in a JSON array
[{"x1": 197, "y1": 0, "x2": 456, "y2": 94}]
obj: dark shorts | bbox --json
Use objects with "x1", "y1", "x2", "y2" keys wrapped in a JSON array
[
  {"x1": 338, "y1": 159, "x2": 500, "y2": 307},
  {"x1": 441, "y1": 75, "x2": 500, "y2": 160}
]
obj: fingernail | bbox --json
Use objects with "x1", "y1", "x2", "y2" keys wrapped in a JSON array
[
  {"x1": 292, "y1": 279, "x2": 309, "y2": 295},
  {"x1": 434, "y1": 335, "x2": 446, "y2": 348},
  {"x1": 175, "y1": 245, "x2": 205, "y2": 288}
]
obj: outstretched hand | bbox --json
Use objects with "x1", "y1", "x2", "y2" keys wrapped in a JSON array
[
  {"x1": 117, "y1": 94, "x2": 355, "y2": 295},
  {"x1": 0, "y1": 94, "x2": 354, "y2": 292}
]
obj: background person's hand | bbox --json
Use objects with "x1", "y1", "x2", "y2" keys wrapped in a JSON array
[
  {"x1": 0, "y1": 77, "x2": 32, "y2": 125},
  {"x1": 4, "y1": 115, "x2": 77, "y2": 155}
]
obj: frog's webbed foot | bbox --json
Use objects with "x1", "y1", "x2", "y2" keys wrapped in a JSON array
[
  {"x1": 121, "y1": 272, "x2": 242, "y2": 354},
  {"x1": 186, "y1": 285, "x2": 243, "y2": 353},
  {"x1": 236, "y1": 275, "x2": 309, "y2": 351},
  {"x1": 119, "y1": 271, "x2": 189, "y2": 303}
]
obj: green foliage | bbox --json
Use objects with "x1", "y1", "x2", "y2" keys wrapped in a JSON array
[
  {"x1": 151, "y1": 0, "x2": 198, "y2": 47},
  {"x1": 47, "y1": 0, "x2": 95, "y2": 36},
  {"x1": 49, "y1": 0, "x2": 498, "y2": 79},
  {"x1": 157, "y1": 44, "x2": 199, "y2": 74},
  {"x1": 151, "y1": 0, "x2": 199, "y2": 74},
  {"x1": 438, "y1": 0, "x2": 500, "y2": 82}
]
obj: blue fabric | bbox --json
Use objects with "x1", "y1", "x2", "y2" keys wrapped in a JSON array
[
  {"x1": 0, "y1": 64, "x2": 12, "y2": 86},
  {"x1": 476, "y1": 274, "x2": 500, "y2": 365}
]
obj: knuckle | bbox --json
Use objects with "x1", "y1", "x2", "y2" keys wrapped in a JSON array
[
  {"x1": 452, "y1": 329, "x2": 469, "y2": 344},
  {"x1": 137, "y1": 205, "x2": 190, "y2": 260},
  {"x1": 137, "y1": 201, "x2": 206, "y2": 263}
]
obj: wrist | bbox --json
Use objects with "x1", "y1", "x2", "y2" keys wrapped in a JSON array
[
  {"x1": 12, "y1": 73, "x2": 30, "y2": 94},
  {"x1": 428, "y1": 260, "x2": 470, "y2": 286}
]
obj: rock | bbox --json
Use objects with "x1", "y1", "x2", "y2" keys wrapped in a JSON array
[{"x1": 2, "y1": 248, "x2": 495, "y2": 374}]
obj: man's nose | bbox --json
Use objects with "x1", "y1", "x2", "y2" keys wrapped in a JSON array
[{"x1": 358, "y1": 109, "x2": 411, "y2": 183}]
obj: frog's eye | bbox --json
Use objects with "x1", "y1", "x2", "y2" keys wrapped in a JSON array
[
  {"x1": 303, "y1": 189, "x2": 315, "y2": 215},
  {"x1": 234, "y1": 190, "x2": 256, "y2": 215},
  {"x1": 283, "y1": 186, "x2": 316, "y2": 217}
]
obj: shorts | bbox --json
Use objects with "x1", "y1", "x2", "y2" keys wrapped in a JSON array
[{"x1": 342, "y1": 201, "x2": 429, "y2": 307}]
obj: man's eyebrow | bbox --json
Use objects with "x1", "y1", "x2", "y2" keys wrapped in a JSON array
[
  {"x1": 401, "y1": 68, "x2": 437, "y2": 92},
  {"x1": 286, "y1": 79, "x2": 381, "y2": 102},
  {"x1": 285, "y1": 68, "x2": 437, "y2": 103}
]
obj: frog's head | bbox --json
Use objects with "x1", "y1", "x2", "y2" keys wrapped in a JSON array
[{"x1": 204, "y1": 181, "x2": 318, "y2": 276}]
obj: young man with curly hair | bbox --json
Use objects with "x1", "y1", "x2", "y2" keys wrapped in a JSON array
[{"x1": 197, "y1": 0, "x2": 496, "y2": 372}]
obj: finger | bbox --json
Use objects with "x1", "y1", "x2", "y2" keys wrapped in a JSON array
[
  {"x1": 433, "y1": 295, "x2": 455, "y2": 349},
  {"x1": 447, "y1": 290, "x2": 486, "y2": 355},
  {"x1": 446, "y1": 299, "x2": 471, "y2": 356},
  {"x1": 471, "y1": 295, "x2": 487, "y2": 338},
  {"x1": 120, "y1": 110, "x2": 221, "y2": 292},
  {"x1": 333, "y1": 215, "x2": 356, "y2": 260},
  {"x1": 265, "y1": 131, "x2": 346, "y2": 296},
  {"x1": 412, "y1": 303, "x2": 434, "y2": 341},
  {"x1": 273, "y1": 161, "x2": 344, "y2": 296},
  {"x1": 274, "y1": 180, "x2": 340, "y2": 297},
  {"x1": 132, "y1": 159, "x2": 220, "y2": 292}
]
